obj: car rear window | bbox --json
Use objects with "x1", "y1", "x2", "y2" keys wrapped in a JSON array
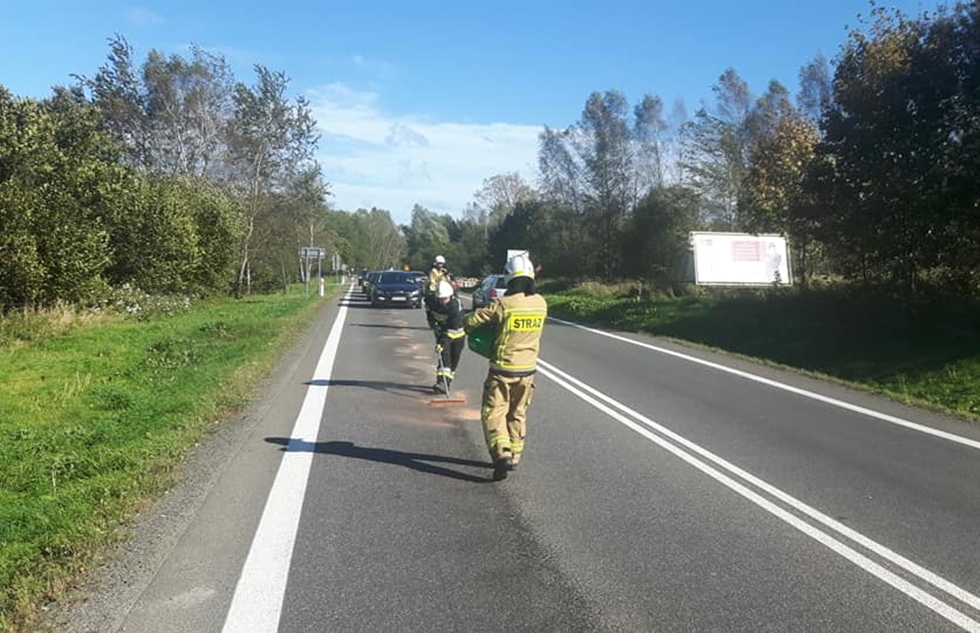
[
  {"x1": 495, "y1": 276, "x2": 507, "y2": 288},
  {"x1": 379, "y1": 272, "x2": 412, "y2": 284}
]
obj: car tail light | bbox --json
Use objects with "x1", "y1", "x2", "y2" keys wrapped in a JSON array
[{"x1": 489, "y1": 289, "x2": 498, "y2": 299}]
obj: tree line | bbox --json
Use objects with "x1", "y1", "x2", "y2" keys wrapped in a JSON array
[
  {"x1": 3, "y1": 2, "x2": 978, "y2": 310},
  {"x1": 0, "y1": 35, "x2": 409, "y2": 310},
  {"x1": 439, "y1": 2, "x2": 979, "y2": 293}
]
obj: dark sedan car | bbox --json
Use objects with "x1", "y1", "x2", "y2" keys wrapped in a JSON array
[{"x1": 370, "y1": 271, "x2": 423, "y2": 308}]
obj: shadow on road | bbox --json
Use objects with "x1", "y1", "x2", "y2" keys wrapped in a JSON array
[
  {"x1": 304, "y1": 379, "x2": 435, "y2": 397},
  {"x1": 264, "y1": 438, "x2": 492, "y2": 483},
  {"x1": 349, "y1": 323, "x2": 431, "y2": 331}
]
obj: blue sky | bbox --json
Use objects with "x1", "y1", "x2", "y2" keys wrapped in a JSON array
[{"x1": 2, "y1": 0, "x2": 940, "y2": 225}]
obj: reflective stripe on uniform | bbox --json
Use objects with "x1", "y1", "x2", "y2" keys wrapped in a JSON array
[
  {"x1": 491, "y1": 360, "x2": 538, "y2": 372},
  {"x1": 486, "y1": 433, "x2": 510, "y2": 450}
]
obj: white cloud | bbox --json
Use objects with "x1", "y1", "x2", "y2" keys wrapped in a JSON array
[
  {"x1": 308, "y1": 83, "x2": 541, "y2": 225},
  {"x1": 126, "y1": 7, "x2": 165, "y2": 26},
  {"x1": 385, "y1": 122, "x2": 429, "y2": 148}
]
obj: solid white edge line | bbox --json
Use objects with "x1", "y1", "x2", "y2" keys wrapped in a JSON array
[
  {"x1": 538, "y1": 358, "x2": 980, "y2": 615},
  {"x1": 536, "y1": 362, "x2": 980, "y2": 631},
  {"x1": 222, "y1": 287, "x2": 351, "y2": 633},
  {"x1": 548, "y1": 317, "x2": 980, "y2": 451}
]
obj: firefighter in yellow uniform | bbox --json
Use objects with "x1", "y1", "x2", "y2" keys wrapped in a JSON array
[
  {"x1": 426, "y1": 255, "x2": 449, "y2": 293},
  {"x1": 464, "y1": 253, "x2": 547, "y2": 481},
  {"x1": 430, "y1": 280, "x2": 466, "y2": 392},
  {"x1": 424, "y1": 255, "x2": 450, "y2": 329}
]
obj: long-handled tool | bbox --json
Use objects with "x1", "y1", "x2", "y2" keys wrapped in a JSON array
[{"x1": 429, "y1": 347, "x2": 465, "y2": 406}]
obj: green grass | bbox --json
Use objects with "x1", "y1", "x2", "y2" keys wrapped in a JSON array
[
  {"x1": 543, "y1": 282, "x2": 980, "y2": 420},
  {"x1": 0, "y1": 285, "x2": 339, "y2": 632}
]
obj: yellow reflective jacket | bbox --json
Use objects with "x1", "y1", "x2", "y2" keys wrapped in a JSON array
[
  {"x1": 465, "y1": 291, "x2": 547, "y2": 376},
  {"x1": 427, "y1": 267, "x2": 449, "y2": 294}
]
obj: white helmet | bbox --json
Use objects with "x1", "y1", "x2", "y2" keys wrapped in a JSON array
[
  {"x1": 434, "y1": 255, "x2": 446, "y2": 265},
  {"x1": 436, "y1": 280, "x2": 454, "y2": 298},
  {"x1": 504, "y1": 253, "x2": 535, "y2": 283}
]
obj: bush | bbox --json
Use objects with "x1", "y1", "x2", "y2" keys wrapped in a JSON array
[{"x1": 89, "y1": 284, "x2": 193, "y2": 320}]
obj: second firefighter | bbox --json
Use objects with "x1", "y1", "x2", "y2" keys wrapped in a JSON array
[{"x1": 430, "y1": 279, "x2": 466, "y2": 393}]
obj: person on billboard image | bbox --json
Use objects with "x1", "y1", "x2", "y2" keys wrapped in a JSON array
[{"x1": 766, "y1": 241, "x2": 783, "y2": 283}]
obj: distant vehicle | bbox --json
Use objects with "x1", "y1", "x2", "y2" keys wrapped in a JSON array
[
  {"x1": 371, "y1": 271, "x2": 423, "y2": 308},
  {"x1": 360, "y1": 270, "x2": 378, "y2": 294},
  {"x1": 471, "y1": 274, "x2": 507, "y2": 309},
  {"x1": 362, "y1": 270, "x2": 383, "y2": 296},
  {"x1": 409, "y1": 270, "x2": 427, "y2": 287}
]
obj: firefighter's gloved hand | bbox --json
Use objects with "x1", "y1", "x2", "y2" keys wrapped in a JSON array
[{"x1": 434, "y1": 344, "x2": 443, "y2": 353}]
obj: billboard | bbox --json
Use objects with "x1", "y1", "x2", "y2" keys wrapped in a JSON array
[{"x1": 691, "y1": 232, "x2": 791, "y2": 286}]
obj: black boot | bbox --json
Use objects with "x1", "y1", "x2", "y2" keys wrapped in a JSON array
[{"x1": 492, "y1": 456, "x2": 513, "y2": 481}]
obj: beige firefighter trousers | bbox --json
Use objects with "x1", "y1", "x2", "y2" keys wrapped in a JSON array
[{"x1": 481, "y1": 373, "x2": 535, "y2": 463}]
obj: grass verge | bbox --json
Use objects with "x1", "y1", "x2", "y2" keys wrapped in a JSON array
[
  {"x1": 541, "y1": 281, "x2": 980, "y2": 421},
  {"x1": 0, "y1": 284, "x2": 340, "y2": 632}
]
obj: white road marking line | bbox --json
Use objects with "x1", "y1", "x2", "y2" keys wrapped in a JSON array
[
  {"x1": 537, "y1": 359, "x2": 980, "y2": 632},
  {"x1": 222, "y1": 288, "x2": 351, "y2": 633},
  {"x1": 540, "y1": 358, "x2": 980, "y2": 614},
  {"x1": 548, "y1": 317, "x2": 980, "y2": 450}
]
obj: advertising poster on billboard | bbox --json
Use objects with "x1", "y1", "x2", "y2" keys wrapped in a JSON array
[{"x1": 692, "y1": 232, "x2": 792, "y2": 286}]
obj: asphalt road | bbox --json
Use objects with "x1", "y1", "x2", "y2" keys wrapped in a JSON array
[{"x1": 48, "y1": 284, "x2": 980, "y2": 632}]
